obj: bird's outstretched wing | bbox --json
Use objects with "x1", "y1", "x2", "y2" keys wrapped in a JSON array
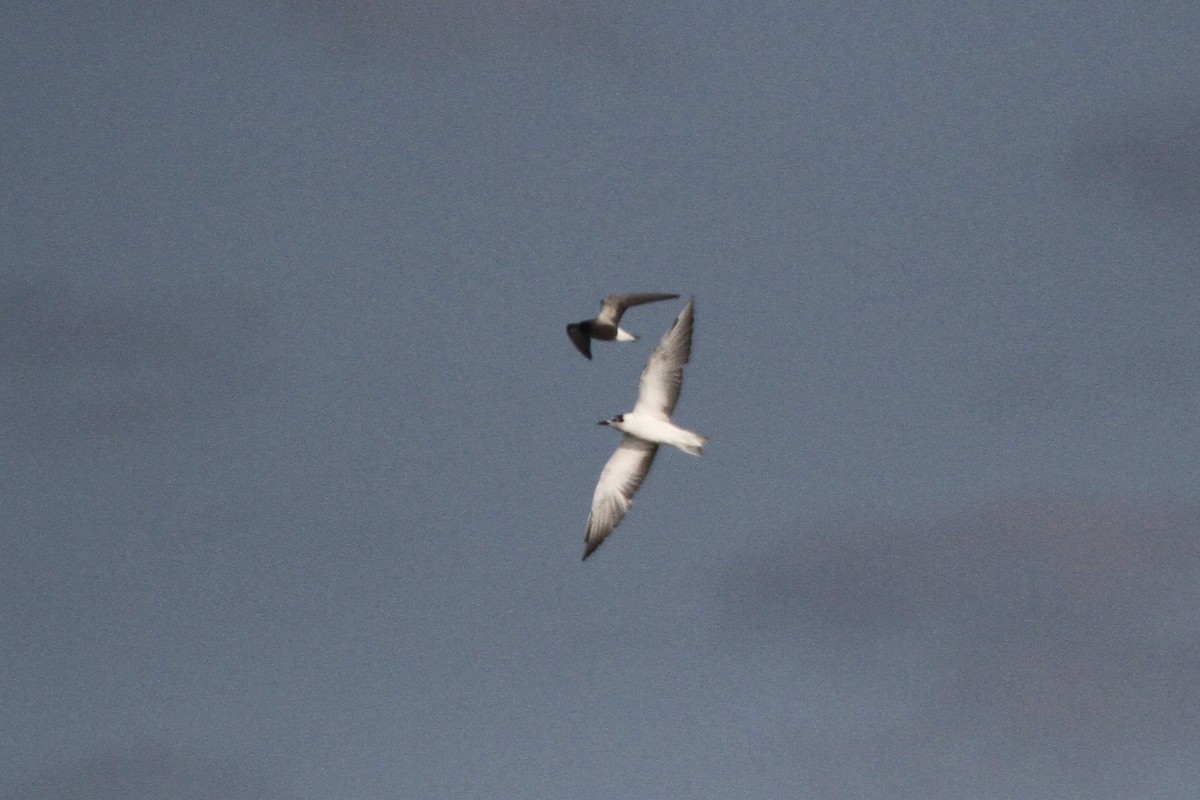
[
  {"x1": 595, "y1": 292, "x2": 680, "y2": 327},
  {"x1": 566, "y1": 322, "x2": 593, "y2": 359},
  {"x1": 583, "y1": 435, "x2": 659, "y2": 560},
  {"x1": 632, "y1": 297, "x2": 694, "y2": 419}
]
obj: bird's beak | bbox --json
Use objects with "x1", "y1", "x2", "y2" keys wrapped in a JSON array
[{"x1": 597, "y1": 419, "x2": 609, "y2": 426}]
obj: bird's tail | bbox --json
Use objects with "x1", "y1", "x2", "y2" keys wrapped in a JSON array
[
  {"x1": 678, "y1": 432, "x2": 707, "y2": 457},
  {"x1": 615, "y1": 328, "x2": 637, "y2": 342}
]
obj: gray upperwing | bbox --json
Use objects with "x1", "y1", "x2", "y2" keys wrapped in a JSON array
[
  {"x1": 634, "y1": 297, "x2": 694, "y2": 418},
  {"x1": 595, "y1": 292, "x2": 680, "y2": 327},
  {"x1": 582, "y1": 435, "x2": 659, "y2": 560}
]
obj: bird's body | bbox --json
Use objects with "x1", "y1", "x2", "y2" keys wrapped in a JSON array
[
  {"x1": 582, "y1": 297, "x2": 705, "y2": 560},
  {"x1": 603, "y1": 414, "x2": 706, "y2": 457},
  {"x1": 566, "y1": 292, "x2": 679, "y2": 360}
]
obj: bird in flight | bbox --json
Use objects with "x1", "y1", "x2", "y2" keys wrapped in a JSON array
[
  {"x1": 582, "y1": 297, "x2": 706, "y2": 560},
  {"x1": 566, "y1": 292, "x2": 680, "y2": 360}
]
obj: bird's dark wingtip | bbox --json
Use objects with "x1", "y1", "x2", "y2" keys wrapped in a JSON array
[{"x1": 582, "y1": 539, "x2": 601, "y2": 560}]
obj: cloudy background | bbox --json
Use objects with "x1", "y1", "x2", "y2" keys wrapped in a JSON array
[{"x1": 3, "y1": 2, "x2": 1199, "y2": 798}]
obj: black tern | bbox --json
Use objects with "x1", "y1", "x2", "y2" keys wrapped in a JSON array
[
  {"x1": 582, "y1": 297, "x2": 706, "y2": 560},
  {"x1": 566, "y1": 292, "x2": 680, "y2": 360}
]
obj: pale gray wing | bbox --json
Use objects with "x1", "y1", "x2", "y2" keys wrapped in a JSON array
[
  {"x1": 595, "y1": 292, "x2": 680, "y2": 327},
  {"x1": 632, "y1": 297, "x2": 694, "y2": 418},
  {"x1": 583, "y1": 435, "x2": 659, "y2": 560}
]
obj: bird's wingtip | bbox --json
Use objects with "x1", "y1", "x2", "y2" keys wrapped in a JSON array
[{"x1": 582, "y1": 535, "x2": 603, "y2": 560}]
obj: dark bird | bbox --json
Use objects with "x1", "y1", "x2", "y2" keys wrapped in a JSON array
[{"x1": 565, "y1": 292, "x2": 680, "y2": 359}]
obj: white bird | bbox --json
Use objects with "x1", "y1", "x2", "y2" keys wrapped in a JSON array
[
  {"x1": 582, "y1": 296, "x2": 706, "y2": 560},
  {"x1": 566, "y1": 292, "x2": 680, "y2": 360}
]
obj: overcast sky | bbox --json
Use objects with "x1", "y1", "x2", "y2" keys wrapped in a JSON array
[{"x1": 3, "y1": 3, "x2": 1199, "y2": 798}]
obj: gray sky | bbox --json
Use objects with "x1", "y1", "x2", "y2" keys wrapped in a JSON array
[{"x1": 3, "y1": 3, "x2": 1199, "y2": 798}]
